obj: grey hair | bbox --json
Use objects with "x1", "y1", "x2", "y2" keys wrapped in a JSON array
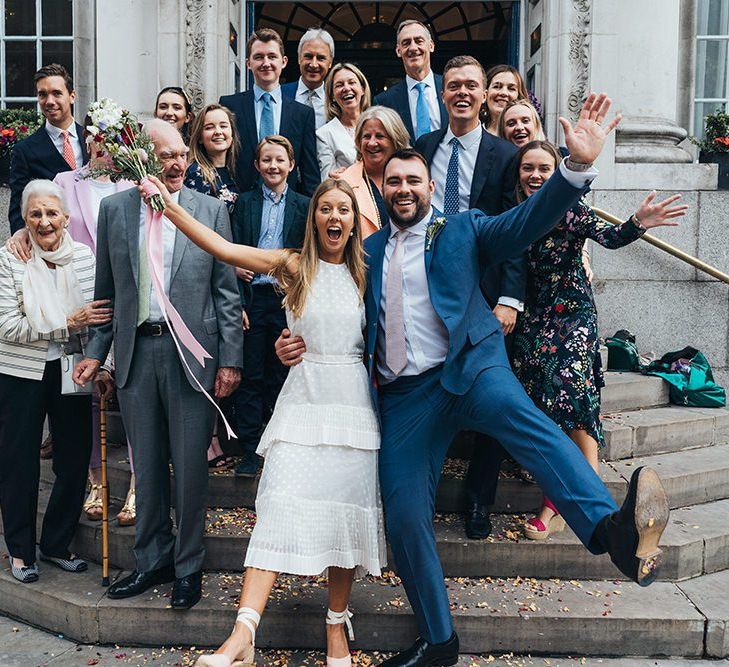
[
  {"x1": 298, "y1": 28, "x2": 335, "y2": 60},
  {"x1": 21, "y1": 179, "x2": 69, "y2": 219},
  {"x1": 354, "y1": 106, "x2": 411, "y2": 160}
]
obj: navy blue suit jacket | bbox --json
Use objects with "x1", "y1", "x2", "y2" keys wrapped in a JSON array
[
  {"x1": 373, "y1": 75, "x2": 447, "y2": 142},
  {"x1": 415, "y1": 126, "x2": 523, "y2": 308},
  {"x1": 230, "y1": 187, "x2": 309, "y2": 308},
  {"x1": 280, "y1": 81, "x2": 298, "y2": 100},
  {"x1": 363, "y1": 167, "x2": 590, "y2": 399},
  {"x1": 8, "y1": 123, "x2": 88, "y2": 233},
  {"x1": 219, "y1": 90, "x2": 320, "y2": 197}
]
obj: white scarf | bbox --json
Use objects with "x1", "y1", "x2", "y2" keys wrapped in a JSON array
[{"x1": 22, "y1": 230, "x2": 85, "y2": 334}]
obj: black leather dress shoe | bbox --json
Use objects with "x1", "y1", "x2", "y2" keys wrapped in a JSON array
[
  {"x1": 171, "y1": 570, "x2": 203, "y2": 609},
  {"x1": 465, "y1": 503, "x2": 493, "y2": 540},
  {"x1": 592, "y1": 466, "x2": 669, "y2": 586},
  {"x1": 379, "y1": 632, "x2": 459, "y2": 666},
  {"x1": 107, "y1": 565, "x2": 175, "y2": 599}
]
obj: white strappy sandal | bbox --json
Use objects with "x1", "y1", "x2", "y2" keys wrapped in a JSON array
[
  {"x1": 195, "y1": 606, "x2": 260, "y2": 667},
  {"x1": 325, "y1": 607, "x2": 355, "y2": 667}
]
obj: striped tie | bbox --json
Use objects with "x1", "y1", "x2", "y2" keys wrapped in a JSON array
[{"x1": 61, "y1": 130, "x2": 77, "y2": 169}]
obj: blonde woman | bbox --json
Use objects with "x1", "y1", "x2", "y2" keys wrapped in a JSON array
[
  {"x1": 140, "y1": 175, "x2": 385, "y2": 667},
  {"x1": 482, "y1": 64, "x2": 529, "y2": 136},
  {"x1": 339, "y1": 105, "x2": 410, "y2": 238},
  {"x1": 316, "y1": 63, "x2": 372, "y2": 180},
  {"x1": 497, "y1": 98, "x2": 546, "y2": 147}
]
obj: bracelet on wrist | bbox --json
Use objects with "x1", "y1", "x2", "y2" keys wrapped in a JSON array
[{"x1": 630, "y1": 214, "x2": 646, "y2": 232}]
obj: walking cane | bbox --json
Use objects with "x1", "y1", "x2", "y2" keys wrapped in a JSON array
[{"x1": 99, "y1": 393, "x2": 110, "y2": 587}]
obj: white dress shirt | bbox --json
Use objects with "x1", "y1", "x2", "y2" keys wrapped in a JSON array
[
  {"x1": 253, "y1": 84, "x2": 283, "y2": 136},
  {"x1": 375, "y1": 159, "x2": 598, "y2": 382},
  {"x1": 406, "y1": 71, "x2": 442, "y2": 133},
  {"x1": 377, "y1": 208, "x2": 449, "y2": 383},
  {"x1": 45, "y1": 119, "x2": 83, "y2": 168},
  {"x1": 296, "y1": 78, "x2": 326, "y2": 129},
  {"x1": 316, "y1": 117, "x2": 357, "y2": 180},
  {"x1": 138, "y1": 190, "x2": 180, "y2": 322}
]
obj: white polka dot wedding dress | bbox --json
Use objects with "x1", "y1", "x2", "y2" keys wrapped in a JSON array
[{"x1": 244, "y1": 260, "x2": 386, "y2": 578}]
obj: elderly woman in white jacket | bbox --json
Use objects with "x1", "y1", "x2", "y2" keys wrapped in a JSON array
[
  {"x1": 315, "y1": 63, "x2": 371, "y2": 180},
  {"x1": 0, "y1": 179, "x2": 112, "y2": 583}
]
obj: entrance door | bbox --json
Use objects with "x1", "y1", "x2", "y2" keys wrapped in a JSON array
[{"x1": 249, "y1": 1, "x2": 518, "y2": 95}]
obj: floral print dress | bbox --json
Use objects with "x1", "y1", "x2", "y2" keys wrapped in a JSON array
[
  {"x1": 184, "y1": 162, "x2": 240, "y2": 214},
  {"x1": 512, "y1": 200, "x2": 644, "y2": 446}
]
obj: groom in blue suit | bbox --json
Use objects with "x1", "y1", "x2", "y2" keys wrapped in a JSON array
[{"x1": 277, "y1": 93, "x2": 669, "y2": 667}]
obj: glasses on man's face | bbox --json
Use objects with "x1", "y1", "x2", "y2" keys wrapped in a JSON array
[{"x1": 159, "y1": 149, "x2": 189, "y2": 163}]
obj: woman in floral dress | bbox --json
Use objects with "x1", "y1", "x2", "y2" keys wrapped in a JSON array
[{"x1": 510, "y1": 140, "x2": 687, "y2": 539}]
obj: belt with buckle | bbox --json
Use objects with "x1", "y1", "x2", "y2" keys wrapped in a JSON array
[{"x1": 137, "y1": 322, "x2": 170, "y2": 337}]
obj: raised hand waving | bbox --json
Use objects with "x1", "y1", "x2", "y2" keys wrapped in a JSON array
[{"x1": 559, "y1": 92, "x2": 622, "y2": 165}]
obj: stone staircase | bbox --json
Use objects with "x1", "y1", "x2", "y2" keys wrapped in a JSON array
[{"x1": 2, "y1": 371, "x2": 729, "y2": 659}]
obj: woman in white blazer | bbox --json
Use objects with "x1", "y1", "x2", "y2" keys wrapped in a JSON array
[
  {"x1": 0, "y1": 180, "x2": 112, "y2": 583},
  {"x1": 316, "y1": 63, "x2": 371, "y2": 180}
]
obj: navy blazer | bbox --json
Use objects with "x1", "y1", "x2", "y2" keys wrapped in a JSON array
[
  {"x1": 8, "y1": 123, "x2": 89, "y2": 233},
  {"x1": 415, "y1": 127, "x2": 524, "y2": 307},
  {"x1": 230, "y1": 187, "x2": 310, "y2": 308},
  {"x1": 363, "y1": 167, "x2": 590, "y2": 401},
  {"x1": 219, "y1": 90, "x2": 320, "y2": 197},
  {"x1": 374, "y1": 74, "x2": 447, "y2": 142},
  {"x1": 281, "y1": 81, "x2": 298, "y2": 100}
]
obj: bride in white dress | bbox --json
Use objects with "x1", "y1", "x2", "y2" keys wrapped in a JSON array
[{"x1": 142, "y1": 175, "x2": 386, "y2": 667}]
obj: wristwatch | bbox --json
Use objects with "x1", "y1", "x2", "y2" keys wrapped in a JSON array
[{"x1": 565, "y1": 157, "x2": 593, "y2": 172}]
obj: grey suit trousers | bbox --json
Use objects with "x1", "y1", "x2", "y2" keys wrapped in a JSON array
[{"x1": 117, "y1": 333, "x2": 215, "y2": 577}]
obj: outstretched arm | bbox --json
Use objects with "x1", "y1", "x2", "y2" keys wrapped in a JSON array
[{"x1": 141, "y1": 176, "x2": 296, "y2": 276}]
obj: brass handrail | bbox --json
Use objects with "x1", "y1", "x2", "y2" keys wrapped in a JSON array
[{"x1": 592, "y1": 207, "x2": 729, "y2": 285}]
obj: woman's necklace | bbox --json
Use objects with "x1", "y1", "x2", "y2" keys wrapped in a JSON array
[{"x1": 363, "y1": 169, "x2": 382, "y2": 229}]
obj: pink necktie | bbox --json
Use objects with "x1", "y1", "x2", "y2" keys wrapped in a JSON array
[
  {"x1": 386, "y1": 230, "x2": 408, "y2": 376},
  {"x1": 61, "y1": 131, "x2": 77, "y2": 169}
]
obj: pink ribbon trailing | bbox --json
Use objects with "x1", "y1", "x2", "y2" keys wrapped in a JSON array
[{"x1": 141, "y1": 178, "x2": 237, "y2": 438}]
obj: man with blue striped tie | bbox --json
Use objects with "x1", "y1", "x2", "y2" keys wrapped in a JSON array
[{"x1": 374, "y1": 20, "x2": 447, "y2": 142}]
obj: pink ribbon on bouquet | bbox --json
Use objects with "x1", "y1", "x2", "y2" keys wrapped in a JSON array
[{"x1": 140, "y1": 177, "x2": 237, "y2": 439}]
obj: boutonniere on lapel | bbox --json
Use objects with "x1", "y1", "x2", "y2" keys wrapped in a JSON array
[{"x1": 425, "y1": 216, "x2": 447, "y2": 252}]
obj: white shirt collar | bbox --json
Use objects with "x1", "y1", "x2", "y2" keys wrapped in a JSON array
[
  {"x1": 254, "y1": 84, "x2": 282, "y2": 104},
  {"x1": 406, "y1": 70, "x2": 436, "y2": 92},
  {"x1": 45, "y1": 118, "x2": 77, "y2": 139},
  {"x1": 443, "y1": 123, "x2": 482, "y2": 151},
  {"x1": 296, "y1": 77, "x2": 324, "y2": 99},
  {"x1": 388, "y1": 206, "x2": 433, "y2": 239}
]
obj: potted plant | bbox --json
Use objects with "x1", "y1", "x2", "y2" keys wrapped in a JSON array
[
  {"x1": 692, "y1": 107, "x2": 729, "y2": 190},
  {"x1": 0, "y1": 109, "x2": 44, "y2": 187}
]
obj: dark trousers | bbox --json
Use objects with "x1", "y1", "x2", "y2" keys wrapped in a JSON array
[
  {"x1": 0, "y1": 362, "x2": 92, "y2": 564},
  {"x1": 233, "y1": 284, "x2": 288, "y2": 453},
  {"x1": 378, "y1": 364, "x2": 617, "y2": 644}
]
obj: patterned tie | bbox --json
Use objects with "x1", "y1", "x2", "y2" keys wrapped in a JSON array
[
  {"x1": 137, "y1": 236, "x2": 152, "y2": 326},
  {"x1": 259, "y1": 92, "x2": 274, "y2": 140},
  {"x1": 443, "y1": 137, "x2": 461, "y2": 215},
  {"x1": 385, "y1": 230, "x2": 408, "y2": 376},
  {"x1": 415, "y1": 82, "x2": 431, "y2": 139},
  {"x1": 61, "y1": 130, "x2": 77, "y2": 169},
  {"x1": 305, "y1": 89, "x2": 316, "y2": 108}
]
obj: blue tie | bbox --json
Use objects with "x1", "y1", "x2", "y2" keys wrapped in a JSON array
[
  {"x1": 415, "y1": 82, "x2": 431, "y2": 139},
  {"x1": 443, "y1": 137, "x2": 461, "y2": 215},
  {"x1": 259, "y1": 92, "x2": 274, "y2": 140}
]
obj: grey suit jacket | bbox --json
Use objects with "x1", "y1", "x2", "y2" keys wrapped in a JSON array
[{"x1": 86, "y1": 186, "x2": 244, "y2": 391}]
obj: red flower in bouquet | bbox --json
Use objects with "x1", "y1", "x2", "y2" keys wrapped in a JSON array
[{"x1": 713, "y1": 136, "x2": 729, "y2": 148}]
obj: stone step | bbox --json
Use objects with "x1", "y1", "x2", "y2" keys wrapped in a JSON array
[
  {"x1": 41, "y1": 443, "x2": 729, "y2": 513},
  {"x1": 600, "y1": 372, "x2": 670, "y2": 413},
  {"x1": 49, "y1": 485, "x2": 729, "y2": 583},
  {"x1": 0, "y1": 562, "x2": 711, "y2": 657}
]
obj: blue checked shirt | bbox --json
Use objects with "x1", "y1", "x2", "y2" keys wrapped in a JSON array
[{"x1": 252, "y1": 185, "x2": 288, "y2": 286}]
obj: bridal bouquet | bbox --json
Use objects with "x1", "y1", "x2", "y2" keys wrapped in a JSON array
[{"x1": 85, "y1": 98, "x2": 165, "y2": 211}]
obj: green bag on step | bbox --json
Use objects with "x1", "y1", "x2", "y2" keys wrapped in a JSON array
[
  {"x1": 605, "y1": 330, "x2": 642, "y2": 372},
  {"x1": 644, "y1": 346, "x2": 726, "y2": 408}
]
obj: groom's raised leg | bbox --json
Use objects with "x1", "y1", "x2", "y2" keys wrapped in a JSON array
[
  {"x1": 458, "y1": 365, "x2": 668, "y2": 583},
  {"x1": 378, "y1": 368, "x2": 459, "y2": 648}
]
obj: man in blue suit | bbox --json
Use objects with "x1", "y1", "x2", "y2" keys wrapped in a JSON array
[
  {"x1": 415, "y1": 55, "x2": 522, "y2": 540},
  {"x1": 373, "y1": 20, "x2": 447, "y2": 142},
  {"x1": 277, "y1": 93, "x2": 669, "y2": 666},
  {"x1": 8, "y1": 63, "x2": 88, "y2": 233},
  {"x1": 280, "y1": 28, "x2": 334, "y2": 130},
  {"x1": 219, "y1": 28, "x2": 319, "y2": 197}
]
